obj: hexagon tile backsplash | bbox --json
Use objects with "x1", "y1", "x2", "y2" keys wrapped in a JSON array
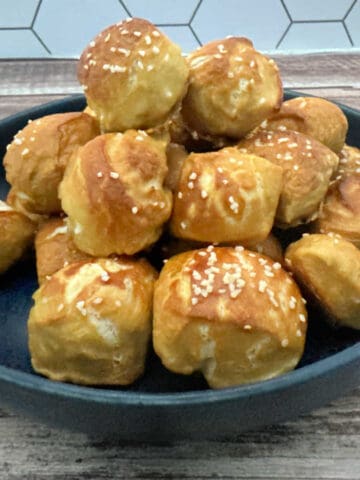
[{"x1": 0, "y1": 0, "x2": 359, "y2": 58}]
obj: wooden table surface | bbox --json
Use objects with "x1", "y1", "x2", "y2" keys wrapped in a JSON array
[{"x1": 0, "y1": 54, "x2": 359, "y2": 480}]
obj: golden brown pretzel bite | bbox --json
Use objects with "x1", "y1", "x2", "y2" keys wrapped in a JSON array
[
  {"x1": 154, "y1": 246, "x2": 307, "y2": 388},
  {"x1": 78, "y1": 18, "x2": 189, "y2": 132}
]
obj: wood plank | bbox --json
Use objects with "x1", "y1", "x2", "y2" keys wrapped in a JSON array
[
  {"x1": 294, "y1": 87, "x2": 360, "y2": 110},
  {"x1": 0, "y1": 60, "x2": 79, "y2": 95},
  {"x1": 1, "y1": 88, "x2": 360, "y2": 123},
  {"x1": 0, "y1": 57, "x2": 360, "y2": 480},
  {"x1": 0, "y1": 52, "x2": 359, "y2": 96},
  {"x1": 0, "y1": 94, "x2": 66, "y2": 120},
  {"x1": 274, "y1": 53, "x2": 360, "y2": 88},
  {"x1": 0, "y1": 389, "x2": 359, "y2": 479}
]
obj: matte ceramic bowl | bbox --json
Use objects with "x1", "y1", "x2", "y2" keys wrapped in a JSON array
[{"x1": 0, "y1": 92, "x2": 359, "y2": 441}]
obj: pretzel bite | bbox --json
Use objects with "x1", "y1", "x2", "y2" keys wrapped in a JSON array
[
  {"x1": 285, "y1": 234, "x2": 360, "y2": 329},
  {"x1": 28, "y1": 257, "x2": 157, "y2": 385},
  {"x1": 261, "y1": 96, "x2": 348, "y2": 154},
  {"x1": 0, "y1": 200, "x2": 36, "y2": 274},
  {"x1": 83, "y1": 105, "x2": 97, "y2": 118},
  {"x1": 159, "y1": 233, "x2": 283, "y2": 265},
  {"x1": 167, "y1": 109, "x2": 191, "y2": 145},
  {"x1": 170, "y1": 147, "x2": 282, "y2": 244},
  {"x1": 182, "y1": 37, "x2": 282, "y2": 140},
  {"x1": 168, "y1": 109, "x2": 232, "y2": 153},
  {"x1": 83, "y1": 105, "x2": 100, "y2": 131},
  {"x1": 238, "y1": 130, "x2": 339, "y2": 227},
  {"x1": 246, "y1": 234, "x2": 284, "y2": 264},
  {"x1": 6, "y1": 188, "x2": 48, "y2": 226},
  {"x1": 78, "y1": 18, "x2": 189, "y2": 132},
  {"x1": 313, "y1": 145, "x2": 360, "y2": 246},
  {"x1": 337, "y1": 144, "x2": 360, "y2": 174},
  {"x1": 35, "y1": 217, "x2": 91, "y2": 285},
  {"x1": 164, "y1": 142, "x2": 188, "y2": 192},
  {"x1": 153, "y1": 246, "x2": 307, "y2": 388},
  {"x1": 59, "y1": 130, "x2": 172, "y2": 256},
  {"x1": 3, "y1": 113, "x2": 99, "y2": 214}
]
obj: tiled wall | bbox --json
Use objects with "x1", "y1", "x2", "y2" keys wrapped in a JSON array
[{"x1": 0, "y1": 0, "x2": 359, "y2": 58}]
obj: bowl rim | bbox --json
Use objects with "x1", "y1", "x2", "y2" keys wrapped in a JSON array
[
  {"x1": 0, "y1": 343, "x2": 359, "y2": 406},
  {"x1": 0, "y1": 91, "x2": 359, "y2": 407}
]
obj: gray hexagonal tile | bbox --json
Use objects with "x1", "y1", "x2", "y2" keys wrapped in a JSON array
[
  {"x1": 280, "y1": 22, "x2": 351, "y2": 50},
  {"x1": 34, "y1": 0, "x2": 128, "y2": 57},
  {"x1": 123, "y1": 0, "x2": 200, "y2": 24},
  {"x1": 284, "y1": 0, "x2": 354, "y2": 21},
  {"x1": 160, "y1": 25, "x2": 199, "y2": 52},
  {"x1": 0, "y1": 0, "x2": 39, "y2": 28},
  {"x1": 345, "y1": 1, "x2": 360, "y2": 46},
  {"x1": 192, "y1": 0, "x2": 289, "y2": 50},
  {"x1": 0, "y1": 29, "x2": 49, "y2": 58}
]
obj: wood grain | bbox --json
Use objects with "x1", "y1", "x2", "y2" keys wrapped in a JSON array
[
  {"x1": 0, "y1": 52, "x2": 359, "y2": 95},
  {"x1": 0, "y1": 55, "x2": 359, "y2": 479},
  {"x1": 0, "y1": 388, "x2": 359, "y2": 479},
  {"x1": 0, "y1": 94, "x2": 65, "y2": 119}
]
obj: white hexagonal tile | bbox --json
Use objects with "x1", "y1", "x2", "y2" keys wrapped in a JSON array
[
  {"x1": 192, "y1": 0, "x2": 289, "y2": 50},
  {"x1": 34, "y1": 0, "x2": 128, "y2": 57},
  {"x1": 123, "y1": 0, "x2": 200, "y2": 24},
  {"x1": 0, "y1": 29, "x2": 49, "y2": 58},
  {"x1": 160, "y1": 25, "x2": 199, "y2": 53},
  {"x1": 0, "y1": 0, "x2": 39, "y2": 28},
  {"x1": 280, "y1": 22, "x2": 351, "y2": 50},
  {"x1": 284, "y1": 0, "x2": 354, "y2": 21},
  {"x1": 345, "y1": 1, "x2": 360, "y2": 46}
]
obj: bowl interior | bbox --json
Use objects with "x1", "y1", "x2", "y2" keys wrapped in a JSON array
[{"x1": 0, "y1": 92, "x2": 359, "y2": 394}]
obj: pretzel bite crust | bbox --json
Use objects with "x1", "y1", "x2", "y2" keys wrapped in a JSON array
[
  {"x1": 3, "y1": 113, "x2": 99, "y2": 214},
  {"x1": 78, "y1": 18, "x2": 189, "y2": 132},
  {"x1": 170, "y1": 147, "x2": 282, "y2": 244},
  {"x1": 285, "y1": 234, "x2": 360, "y2": 329},
  {"x1": 164, "y1": 142, "x2": 188, "y2": 192},
  {"x1": 59, "y1": 130, "x2": 172, "y2": 256},
  {"x1": 314, "y1": 145, "x2": 360, "y2": 246},
  {"x1": 168, "y1": 108, "x2": 233, "y2": 153},
  {"x1": 182, "y1": 37, "x2": 282, "y2": 139},
  {"x1": 337, "y1": 144, "x2": 360, "y2": 175},
  {"x1": 153, "y1": 246, "x2": 307, "y2": 388},
  {"x1": 245, "y1": 234, "x2": 284, "y2": 264},
  {"x1": 238, "y1": 130, "x2": 339, "y2": 227},
  {"x1": 6, "y1": 188, "x2": 48, "y2": 226},
  {"x1": 0, "y1": 200, "x2": 36, "y2": 274},
  {"x1": 35, "y1": 217, "x2": 91, "y2": 285},
  {"x1": 261, "y1": 96, "x2": 348, "y2": 154},
  {"x1": 159, "y1": 233, "x2": 283, "y2": 265},
  {"x1": 28, "y1": 257, "x2": 157, "y2": 385}
]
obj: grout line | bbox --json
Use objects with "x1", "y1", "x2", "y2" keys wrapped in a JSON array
[
  {"x1": 291, "y1": 20, "x2": 345, "y2": 24},
  {"x1": 189, "y1": 0, "x2": 203, "y2": 24},
  {"x1": 118, "y1": 0, "x2": 132, "y2": 18},
  {"x1": 31, "y1": 0, "x2": 43, "y2": 28},
  {"x1": 279, "y1": 0, "x2": 292, "y2": 21},
  {"x1": 155, "y1": 23, "x2": 189, "y2": 27},
  {"x1": 31, "y1": 29, "x2": 51, "y2": 54},
  {"x1": 342, "y1": 21, "x2": 354, "y2": 46},
  {"x1": 188, "y1": 24, "x2": 202, "y2": 47},
  {"x1": 343, "y1": 0, "x2": 357, "y2": 20},
  {"x1": 276, "y1": 22, "x2": 292, "y2": 49},
  {"x1": 0, "y1": 27, "x2": 29, "y2": 31}
]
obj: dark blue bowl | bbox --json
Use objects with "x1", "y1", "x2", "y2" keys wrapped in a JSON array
[{"x1": 0, "y1": 92, "x2": 359, "y2": 441}]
